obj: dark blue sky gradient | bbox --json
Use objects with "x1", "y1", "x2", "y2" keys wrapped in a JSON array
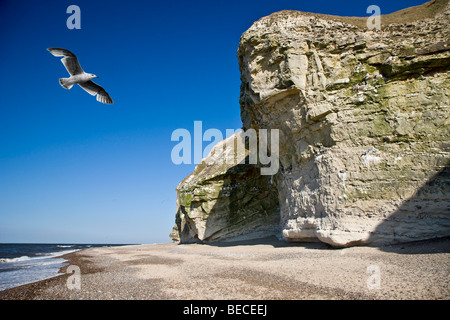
[{"x1": 0, "y1": 0, "x2": 428, "y2": 243}]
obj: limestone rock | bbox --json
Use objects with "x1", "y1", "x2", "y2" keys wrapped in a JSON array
[
  {"x1": 171, "y1": 0, "x2": 450, "y2": 246},
  {"x1": 170, "y1": 132, "x2": 280, "y2": 243}
]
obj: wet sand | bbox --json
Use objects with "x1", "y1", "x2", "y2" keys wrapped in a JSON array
[{"x1": 1, "y1": 237, "x2": 449, "y2": 300}]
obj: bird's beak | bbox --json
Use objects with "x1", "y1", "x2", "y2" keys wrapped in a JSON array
[{"x1": 95, "y1": 76, "x2": 99, "y2": 78}]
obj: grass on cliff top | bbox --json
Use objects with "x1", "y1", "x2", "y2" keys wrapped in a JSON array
[{"x1": 265, "y1": 0, "x2": 447, "y2": 29}]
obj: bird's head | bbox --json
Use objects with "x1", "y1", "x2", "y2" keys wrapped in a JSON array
[{"x1": 89, "y1": 74, "x2": 99, "y2": 79}]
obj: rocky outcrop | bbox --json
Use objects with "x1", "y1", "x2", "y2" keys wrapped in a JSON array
[
  {"x1": 171, "y1": 0, "x2": 450, "y2": 246},
  {"x1": 170, "y1": 132, "x2": 280, "y2": 243}
]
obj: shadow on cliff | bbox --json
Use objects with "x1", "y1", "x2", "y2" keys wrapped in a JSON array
[
  {"x1": 200, "y1": 160, "x2": 282, "y2": 246},
  {"x1": 369, "y1": 164, "x2": 450, "y2": 254},
  {"x1": 199, "y1": 158, "x2": 333, "y2": 249}
]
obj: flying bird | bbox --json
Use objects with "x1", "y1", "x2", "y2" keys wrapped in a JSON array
[{"x1": 47, "y1": 47, "x2": 113, "y2": 104}]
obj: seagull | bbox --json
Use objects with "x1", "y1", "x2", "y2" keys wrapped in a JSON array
[{"x1": 47, "y1": 47, "x2": 113, "y2": 104}]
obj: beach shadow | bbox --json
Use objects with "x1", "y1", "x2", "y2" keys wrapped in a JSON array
[
  {"x1": 203, "y1": 235, "x2": 333, "y2": 250},
  {"x1": 376, "y1": 236, "x2": 450, "y2": 254}
]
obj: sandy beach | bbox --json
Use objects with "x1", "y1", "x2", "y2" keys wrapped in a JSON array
[{"x1": 0, "y1": 237, "x2": 448, "y2": 300}]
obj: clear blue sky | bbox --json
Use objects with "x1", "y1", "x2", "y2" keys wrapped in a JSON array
[{"x1": 0, "y1": 0, "x2": 427, "y2": 244}]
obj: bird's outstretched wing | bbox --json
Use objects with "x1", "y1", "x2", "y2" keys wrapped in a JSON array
[
  {"x1": 78, "y1": 81, "x2": 114, "y2": 104},
  {"x1": 47, "y1": 47, "x2": 84, "y2": 76}
]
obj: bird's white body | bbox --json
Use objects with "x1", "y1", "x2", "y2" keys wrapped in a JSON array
[
  {"x1": 47, "y1": 47, "x2": 113, "y2": 104},
  {"x1": 66, "y1": 73, "x2": 96, "y2": 85},
  {"x1": 59, "y1": 73, "x2": 97, "y2": 89}
]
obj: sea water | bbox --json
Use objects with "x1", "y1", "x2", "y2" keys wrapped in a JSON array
[{"x1": 0, "y1": 243, "x2": 125, "y2": 291}]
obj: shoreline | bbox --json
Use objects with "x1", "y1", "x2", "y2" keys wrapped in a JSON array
[
  {"x1": 0, "y1": 249, "x2": 100, "y2": 300},
  {"x1": 0, "y1": 237, "x2": 449, "y2": 300}
]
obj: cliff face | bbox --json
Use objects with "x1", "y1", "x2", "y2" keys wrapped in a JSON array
[
  {"x1": 171, "y1": 0, "x2": 450, "y2": 246},
  {"x1": 170, "y1": 132, "x2": 280, "y2": 243}
]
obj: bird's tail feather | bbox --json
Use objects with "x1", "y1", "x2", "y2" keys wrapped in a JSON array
[{"x1": 59, "y1": 78, "x2": 73, "y2": 89}]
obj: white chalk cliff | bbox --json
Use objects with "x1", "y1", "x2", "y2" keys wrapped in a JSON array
[{"x1": 171, "y1": 0, "x2": 450, "y2": 247}]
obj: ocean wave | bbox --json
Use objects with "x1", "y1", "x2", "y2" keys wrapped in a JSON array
[
  {"x1": 0, "y1": 249, "x2": 79, "y2": 264},
  {"x1": 0, "y1": 258, "x2": 68, "y2": 291},
  {"x1": 0, "y1": 244, "x2": 120, "y2": 290},
  {"x1": 0, "y1": 256, "x2": 34, "y2": 263}
]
